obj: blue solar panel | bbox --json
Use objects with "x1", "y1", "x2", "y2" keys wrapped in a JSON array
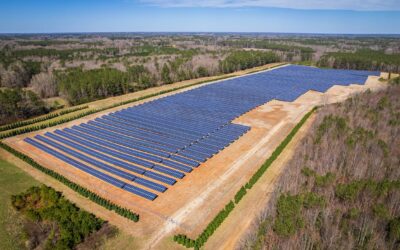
[
  {"x1": 54, "y1": 129, "x2": 163, "y2": 163},
  {"x1": 24, "y1": 138, "x2": 158, "y2": 200},
  {"x1": 25, "y1": 65, "x2": 379, "y2": 200},
  {"x1": 42, "y1": 133, "x2": 178, "y2": 185}
]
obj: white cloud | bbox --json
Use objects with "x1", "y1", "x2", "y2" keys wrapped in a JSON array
[{"x1": 139, "y1": 0, "x2": 400, "y2": 11}]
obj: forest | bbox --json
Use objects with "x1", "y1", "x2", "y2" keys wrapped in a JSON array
[
  {"x1": 318, "y1": 49, "x2": 400, "y2": 72},
  {"x1": 11, "y1": 185, "x2": 109, "y2": 249},
  {"x1": 57, "y1": 65, "x2": 154, "y2": 104},
  {"x1": 0, "y1": 33, "x2": 399, "y2": 125},
  {"x1": 241, "y1": 79, "x2": 400, "y2": 249},
  {"x1": 0, "y1": 88, "x2": 48, "y2": 125}
]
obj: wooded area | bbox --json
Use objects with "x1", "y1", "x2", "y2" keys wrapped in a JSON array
[
  {"x1": 0, "y1": 88, "x2": 47, "y2": 125},
  {"x1": 11, "y1": 185, "x2": 104, "y2": 249},
  {"x1": 318, "y1": 49, "x2": 400, "y2": 72},
  {"x1": 57, "y1": 65, "x2": 154, "y2": 104}
]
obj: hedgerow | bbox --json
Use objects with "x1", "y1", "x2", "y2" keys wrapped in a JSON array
[
  {"x1": 173, "y1": 107, "x2": 316, "y2": 248},
  {"x1": 0, "y1": 105, "x2": 89, "y2": 132},
  {"x1": 0, "y1": 141, "x2": 139, "y2": 222},
  {"x1": 174, "y1": 201, "x2": 235, "y2": 249}
]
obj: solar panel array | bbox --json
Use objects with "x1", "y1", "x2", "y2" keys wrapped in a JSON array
[{"x1": 24, "y1": 65, "x2": 379, "y2": 200}]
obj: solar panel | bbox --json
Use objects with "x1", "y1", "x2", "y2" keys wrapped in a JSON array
[{"x1": 25, "y1": 65, "x2": 379, "y2": 200}]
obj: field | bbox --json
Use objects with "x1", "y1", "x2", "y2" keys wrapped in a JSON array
[
  {"x1": 1, "y1": 65, "x2": 386, "y2": 249},
  {"x1": 0, "y1": 160, "x2": 39, "y2": 250}
]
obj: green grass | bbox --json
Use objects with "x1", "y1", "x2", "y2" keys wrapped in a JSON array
[{"x1": 0, "y1": 160, "x2": 39, "y2": 250}]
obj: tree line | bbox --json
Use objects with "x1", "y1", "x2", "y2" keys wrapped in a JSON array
[
  {"x1": 219, "y1": 50, "x2": 279, "y2": 74},
  {"x1": 318, "y1": 49, "x2": 400, "y2": 73},
  {"x1": 218, "y1": 39, "x2": 314, "y2": 61},
  {"x1": 57, "y1": 65, "x2": 154, "y2": 105},
  {"x1": 218, "y1": 39, "x2": 314, "y2": 53},
  {"x1": 0, "y1": 105, "x2": 88, "y2": 132},
  {"x1": 0, "y1": 88, "x2": 48, "y2": 125}
]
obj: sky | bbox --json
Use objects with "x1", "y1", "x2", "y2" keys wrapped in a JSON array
[{"x1": 0, "y1": 0, "x2": 400, "y2": 34}]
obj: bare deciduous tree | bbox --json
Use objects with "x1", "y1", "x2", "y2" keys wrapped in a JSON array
[{"x1": 30, "y1": 72, "x2": 57, "y2": 98}]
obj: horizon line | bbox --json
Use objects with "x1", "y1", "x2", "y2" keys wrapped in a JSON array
[{"x1": 1, "y1": 31, "x2": 400, "y2": 36}]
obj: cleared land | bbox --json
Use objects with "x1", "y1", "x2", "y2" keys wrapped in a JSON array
[{"x1": 1, "y1": 65, "x2": 386, "y2": 250}]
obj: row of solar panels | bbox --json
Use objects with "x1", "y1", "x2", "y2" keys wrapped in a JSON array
[
  {"x1": 25, "y1": 65, "x2": 378, "y2": 200},
  {"x1": 25, "y1": 138, "x2": 158, "y2": 200},
  {"x1": 25, "y1": 120, "x2": 248, "y2": 200}
]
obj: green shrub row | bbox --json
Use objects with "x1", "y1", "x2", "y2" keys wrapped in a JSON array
[
  {"x1": 234, "y1": 186, "x2": 247, "y2": 203},
  {"x1": 0, "y1": 108, "x2": 101, "y2": 139},
  {"x1": 246, "y1": 107, "x2": 317, "y2": 189},
  {"x1": 59, "y1": 105, "x2": 89, "y2": 115},
  {"x1": 173, "y1": 107, "x2": 317, "y2": 248},
  {"x1": 0, "y1": 141, "x2": 139, "y2": 222},
  {"x1": 0, "y1": 105, "x2": 89, "y2": 132},
  {"x1": 173, "y1": 201, "x2": 235, "y2": 249}
]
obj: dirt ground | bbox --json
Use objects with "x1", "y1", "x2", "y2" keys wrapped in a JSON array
[{"x1": 1, "y1": 68, "x2": 387, "y2": 250}]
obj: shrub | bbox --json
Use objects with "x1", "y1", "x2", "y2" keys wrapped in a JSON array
[
  {"x1": 388, "y1": 217, "x2": 400, "y2": 241},
  {"x1": 273, "y1": 194, "x2": 305, "y2": 237},
  {"x1": 335, "y1": 179, "x2": 400, "y2": 201},
  {"x1": 335, "y1": 182, "x2": 365, "y2": 201},
  {"x1": 372, "y1": 204, "x2": 390, "y2": 220},
  {"x1": 315, "y1": 115, "x2": 348, "y2": 144},
  {"x1": 302, "y1": 192, "x2": 326, "y2": 208},
  {"x1": 345, "y1": 127, "x2": 374, "y2": 148},
  {"x1": 377, "y1": 139, "x2": 389, "y2": 157},
  {"x1": 234, "y1": 186, "x2": 247, "y2": 204},
  {"x1": 315, "y1": 172, "x2": 336, "y2": 187},
  {"x1": 301, "y1": 167, "x2": 316, "y2": 177},
  {"x1": 346, "y1": 208, "x2": 361, "y2": 219}
]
